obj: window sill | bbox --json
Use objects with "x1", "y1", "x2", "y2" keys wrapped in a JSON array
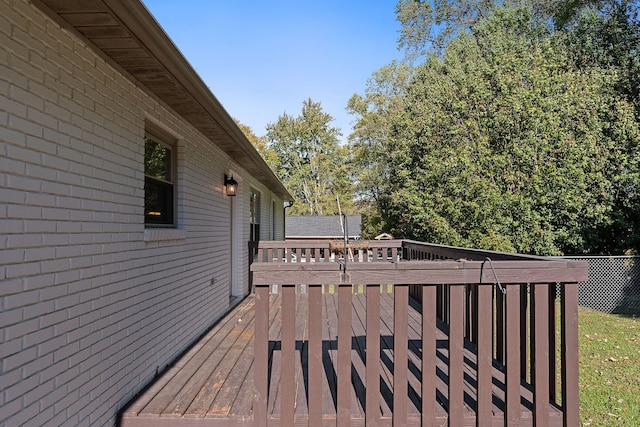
[{"x1": 144, "y1": 228, "x2": 187, "y2": 242}]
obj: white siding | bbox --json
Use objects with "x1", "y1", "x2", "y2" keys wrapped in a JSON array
[
  {"x1": 0, "y1": 1, "x2": 284, "y2": 426},
  {"x1": 234, "y1": 177, "x2": 286, "y2": 295}
]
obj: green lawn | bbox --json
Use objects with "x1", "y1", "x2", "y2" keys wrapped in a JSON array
[{"x1": 579, "y1": 307, "x2": 640, "y2": 425}]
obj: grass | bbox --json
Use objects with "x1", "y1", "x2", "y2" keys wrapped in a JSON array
[{"x1": 579, "y1": 307, "x2": 640, "y2": 426}]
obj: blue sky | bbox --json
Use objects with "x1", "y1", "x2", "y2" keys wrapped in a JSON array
[{"x1": 141, "y1": 1, "x2": 404, "y2": 141}]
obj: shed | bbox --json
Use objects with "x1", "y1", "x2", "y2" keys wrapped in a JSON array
[{"x1": 286, "y1": 215, "x2": 362, "y2": 240}]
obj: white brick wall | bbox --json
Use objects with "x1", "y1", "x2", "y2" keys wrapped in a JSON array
[{"x1": 0, "y1": 1, "x2": 285, "y2": 426}]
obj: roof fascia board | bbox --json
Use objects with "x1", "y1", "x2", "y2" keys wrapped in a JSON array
[
  {"x1": 103, "y1": 0, "x2": 291, "y2": 201},
  {"x1": 32, "y1": 0, "x2": 292, "y2": 201}
]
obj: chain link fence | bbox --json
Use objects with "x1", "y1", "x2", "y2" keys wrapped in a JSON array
[{"x1": 557, "y1": 256, "x2": 640, "y2": 315}]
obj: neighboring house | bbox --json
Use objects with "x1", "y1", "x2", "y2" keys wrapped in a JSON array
[
  {"x1": 285, "y1": 215, "x2": 362, "y2": 240},
  {"x1": 0, "y1": 1, "x2": 292, "y2": 426}
]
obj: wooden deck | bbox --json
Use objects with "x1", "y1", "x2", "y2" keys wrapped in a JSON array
[{"x1": 121, "y1": 289, "x2": 564, "y2": 426}]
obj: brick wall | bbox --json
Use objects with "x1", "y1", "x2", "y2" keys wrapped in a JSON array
[{"x1": 0, "y1": 1, "x2": 282, "y2": 425}]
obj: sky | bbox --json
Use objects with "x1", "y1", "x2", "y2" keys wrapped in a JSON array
[{"x1": 141, "y1": 1, "x2": 404, "y2": 141}]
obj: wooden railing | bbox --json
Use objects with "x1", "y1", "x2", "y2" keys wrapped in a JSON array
[{"x1": 250, "y1": 240, "x2": 587, "y2": 426}]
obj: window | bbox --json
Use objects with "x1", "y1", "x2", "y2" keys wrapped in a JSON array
[
  {"x1": 144, "y1": 132, "x2": 175, "y2": 226},
  {"x1": 272, "y1": 201, "x2": 276, "y2": 240},
  {"x1": 249, "y1": 190, "x2": 260, "y2": 242}
]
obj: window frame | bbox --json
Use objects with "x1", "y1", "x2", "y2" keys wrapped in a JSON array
[
  {"x1": 144, "y1": 130, "x2": 177, "y2": 227},
  {"x1": 249, "y1": 190, "x2": 261, "y2": 242}
]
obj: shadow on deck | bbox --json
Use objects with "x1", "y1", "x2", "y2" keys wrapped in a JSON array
[{"x1": 121, "y1": 291, "x2": 564, "y2": 426}]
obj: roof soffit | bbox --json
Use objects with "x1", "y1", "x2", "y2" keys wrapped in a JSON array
[{"x1": 32, "y1": 0, "x2": 292, "y2": 201}]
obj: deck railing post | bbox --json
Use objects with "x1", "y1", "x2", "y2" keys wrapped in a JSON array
[
  {"x1": 436, "y1": 285, "x2": 443, "y2": 320},
  {"x1": 337, "y1": 283, "x2": 352, "y2": 426},
  {"x1": 444, "y1": 285, "x2": 451, "y2": 324},
  {"x1": 448, "y1": 284, "x2": 464, "y2": 425},
  {"x1": 471, "y1": 283, "x2": 479, "y2": 344},
  {"x1": 253, "y1": 284, "x2": 269, "y2": 427},
  {"x1": 281, "y1": 284, "x2": 296, "y2": 425},
  {"x1": 561, "y1": 283, "x2": 580, "y2": 426},
  {"x1": 505, "y1": 284, "x2": 521, "y2": 425},
  {"x1": 520, "y1": 284, "x2": 529, "y2": 382},
  {"x1": 548, "y1": 283, "x2": 558, "y2": 404},
  {"x1": 496, "y1": 287, "x2": 505, "y2": 364},
  {"x1": 421, "y1": 285, "x2": 437, "y2": 427},
  {"x1": 366, "y1": 284, "x2": 381, "y2": 426},
  {"x1": 393, "y1": 284, "x2": 409, "y2": 427},
  {"x1": 476, "y1": 283, "x2": 493, "y2": 426},
  {"x1": 532, "y1": 283, "x2": 550, "y2": 426},
  {"x1": 308, "y1": 284, "x2": 323, "y2": 427},
  {"x1": 421, "y1": 284, "x2": 437, "y2": 427},
  {"x1": 465, "y1": 284, "x2": 472, "y2": 340}
]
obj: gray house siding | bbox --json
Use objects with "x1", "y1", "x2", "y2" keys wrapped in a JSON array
[{"x1": 0, "y1": 1, "x2": 289, "y2": 426}]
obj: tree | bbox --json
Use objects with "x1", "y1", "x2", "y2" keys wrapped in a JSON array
[
  {"x1": 266, "y1": 99, "x2": 353, "y2": 216},
  {"x1": 395, "y1": 0, "x2": 558, "y2": 59},
  {"x1": 347, "y1": 61, "x2": 414, "y2": 237},
  {"x1": 348, "y1": 1, "x2": 640, "y2": 253},
  {"x1": 395, "y1": 0, "x2": 494, "y2": 59},
  {"x1": 234, "y1": 118, "x2": 278, "y2": 169},
  {"x1": 394, "y1": 0, "x2": 640, "y2": 62},
  {"x1": 385, "y1": 4, "x2": 640, "y2": 255},
  {"x1": 561, "y1": 0, "x2": 640, "y2": 105},
  {"x1": 559, "y1": 1, "x2": 640, "y2": 253}
]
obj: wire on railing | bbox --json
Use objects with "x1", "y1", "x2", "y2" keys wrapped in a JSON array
[{"x1": 482, "y1": 257, "x2": 506, "y2": 294}]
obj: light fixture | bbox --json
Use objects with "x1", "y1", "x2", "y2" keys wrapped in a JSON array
[{"x1": 224, "y1": 174, "x2": 238, "y2": 196}]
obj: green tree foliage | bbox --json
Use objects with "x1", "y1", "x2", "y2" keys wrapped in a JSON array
[
  {"x1": 234, "y1": 118, "x2": 278, "y2": 168},
  {"x1": 266, "y1": 99, "x2": 353, "y2": 216},
  {"x1": 561, "y1": 1, "x2": 640, "y2": 105},
  {"x1": 560, "y1": 1, "x2": 640, "y2": 253},
  {"x1": 353, "y1": 3, "x2": 640, "y2": 255},
  {"x1": 395, "y1": 0, "x2": 557, "y2": 59},
  {"x1": 396, "y1": 0, "x2": 495, "y2": 58},
  {"x1": 347, "y1": 61, "x2": 414, "y2": 237}
]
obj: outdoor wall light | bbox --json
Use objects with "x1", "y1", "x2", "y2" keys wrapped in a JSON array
[{"x1": 224, "y1": 174, "x2": 238, "y2": 196}]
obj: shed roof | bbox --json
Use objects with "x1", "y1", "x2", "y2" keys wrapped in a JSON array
[
  {"x1": 286, "y1": 215, "x2": 362, "y2": 239},
  {"x1": 33, "y1": 0, "x2": 292, "y2": 202}
]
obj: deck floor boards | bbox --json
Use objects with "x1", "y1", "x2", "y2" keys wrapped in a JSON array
[{"x1": 121, "y1": 291, "x2": 563, "y2": 426}]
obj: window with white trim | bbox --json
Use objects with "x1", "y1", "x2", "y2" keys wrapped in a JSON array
[
  {"x1": 144, "y1": 131, "x2": 175, "y2": 226},
  {"x1": 249, "y1": 190, "x2": 260, "y2": 242}
]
